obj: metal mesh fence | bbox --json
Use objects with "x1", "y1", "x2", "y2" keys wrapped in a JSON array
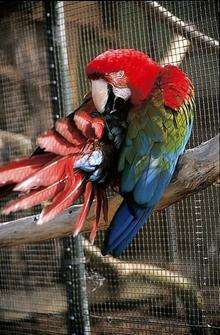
[{"x1": 0, "y1": 1, "x2": 219, "y2": 334}]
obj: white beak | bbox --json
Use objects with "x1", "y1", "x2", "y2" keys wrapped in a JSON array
[{"x1": 91, "y1": 79, "x2": 108, "y2": 113}]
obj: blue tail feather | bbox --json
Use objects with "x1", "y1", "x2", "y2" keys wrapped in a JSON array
[
  {"x1": 102, "y1": 200, "x2": 153, "y2": 256},
  {"x1": 111, "y1": 207, "x2": 153, "y2": 256}
]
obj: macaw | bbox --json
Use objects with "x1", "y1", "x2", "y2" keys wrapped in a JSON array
[{"x1": 0, "y1": 49, "x2": 194, "y2": 256}]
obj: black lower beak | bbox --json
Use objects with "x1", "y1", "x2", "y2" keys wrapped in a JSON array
[
  {"x1": 103, "y1": 85, "x2": 128, "y2": 149},
  {"x1": 104, "y1": 84, "x2": 126, "y2": 115}
]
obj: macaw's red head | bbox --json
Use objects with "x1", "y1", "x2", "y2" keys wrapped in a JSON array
[{"x1": 86, "y1": 49, "x2": 162, "y2": 113}]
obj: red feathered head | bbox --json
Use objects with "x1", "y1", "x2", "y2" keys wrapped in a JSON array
[{"x1": 86, "y1": 49, "x2": 162, "y2": 105}]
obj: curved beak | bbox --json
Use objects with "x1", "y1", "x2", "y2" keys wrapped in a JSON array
[
  {"x1": 91, "y1": 79, "x2": 131, "y2": 114},
  {"x1": 91, "y1": 79, "x2": 109, "y2": 113}
]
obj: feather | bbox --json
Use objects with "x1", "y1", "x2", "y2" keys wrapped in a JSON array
[
  {"x1": 14, "y1": 155, "x2": 69, "y2": 192},
  {"x1": 55, "y1": 117, "x2": 85, "y2": 146},
  {"x1": 37, "y1": 130, "x2": 82, "y2": 156},
  {"x1": 0, "y1": 153, "x2": 55, "y2": 186},
  {"x1": 91, "y1": 117, "x2": 105, "y2": 139},
  {"x1": 160, "y1": 65, "x2": 193, "y2": 110},
  {"x1": 110, "y1": 207, "x2": 153, "y2": 257},
  {"x1": 102, "y1": 200, "x2": 153, "y2": 256},
  {"x1": 37, "y1": 165, "x2": 84, "y2": 225},
  {"x1": 74, "y1": 111, "x2": 95, "y2": 139},
  {"x1": 2, "y1": 178, "x2": 66, "y2": 215},
  {"x1": 120, "y1": 160, "x2": 136, "y2": 193},
  {"x1": 74, "y1": 110, "x2": 105, "y2": 140},
  {"x1": 73, "y1": 181, "x2": 94, "y2": 237}
]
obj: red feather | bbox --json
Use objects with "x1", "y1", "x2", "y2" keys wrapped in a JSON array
[
  {"x1": 86, "y1": 48, "x2": 161, "y2": 104},
  {"x1": 37, "y1": 129, "x2": 82, "y2": 156},
  {"x1": 160, "y1": 65, "x2": 193, "y2": 109},
  {"x1": 74, "y1": 110, "x2": 105, "y2": 140},
  {"x1": 37, "y1": 159, "x2": 84, "y2": 225},
  {"x1": 73, "y1": 181, "x2": 94, "y2": 237},
  {"x1": 0, "y1": 153, "x2": 55, "y2": 186},
  {"x1": 91, "y1": 117, "x2": 105, "y2": 139},
  {"x1": 2, "y1": 178, "x2": 66, "y2": 215},
  {"x1": 55, "y1": 117, "x2": 85, "y2": 146},
  {"x1": 14, "y1": 155, "x2": 68, "y2": 192},
  {"x1": 74, "y1": 110, "x2": 96, "y2": 138}
]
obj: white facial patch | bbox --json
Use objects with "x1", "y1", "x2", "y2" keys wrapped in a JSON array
[
  {"x1": 113, "y1": 87, "x2": 131, "y2": 101},
  {"x1": 91, "y1": 79, "x2": 108, "y2": 113}
]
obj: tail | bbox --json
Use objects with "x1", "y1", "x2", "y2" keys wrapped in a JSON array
[{"x1": 102, "y1": 200, "x2": 153, "y2": 257}]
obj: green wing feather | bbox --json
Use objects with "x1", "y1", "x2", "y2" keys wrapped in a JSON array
[{"x1": 118, "y1": 88, "x2": 195, "y2": 203}]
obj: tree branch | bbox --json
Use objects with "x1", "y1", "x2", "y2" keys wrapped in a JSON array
[
  {"x1": 0, "y1": 134, "x2": 219, "y2": 248},
  {"x1": 146, "y1": 1, "x2": 219, "y2": 49},
  {"x1": 159, "y1": 34, "x2": 190, "y2": 66}
]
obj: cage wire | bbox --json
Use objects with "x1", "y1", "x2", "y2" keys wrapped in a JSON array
[{"x1": 0, "y1": 1, "x2": 219, "y2": 335}]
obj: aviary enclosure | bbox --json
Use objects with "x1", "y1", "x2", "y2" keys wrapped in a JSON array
[{"x1": 0, "y1": 1, "x2": 219, "y2": 334}]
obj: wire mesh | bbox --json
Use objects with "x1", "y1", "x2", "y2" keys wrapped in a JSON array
[{"x1": 0, "y1": 1, "x2": 219, "y2": 335}]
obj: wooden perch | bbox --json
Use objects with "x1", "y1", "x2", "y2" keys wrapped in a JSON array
[
  {"x1": 159, "y1": 34, "x2": 190, "y2": 66},
  {"x1": 0, "y1": 134, "x2": 219, "y2": 248},
  {"x1": 147, "y1": 1, "x2": 219, "y2": 49}
]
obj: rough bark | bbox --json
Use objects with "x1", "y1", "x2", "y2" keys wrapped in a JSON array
[{"x1": 0, "y1": 134, "x2": 219, "y2": 248}]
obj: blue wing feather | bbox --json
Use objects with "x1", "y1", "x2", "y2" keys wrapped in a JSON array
[
  {"x1": 102, "y1": 201, "x2": 153, "y2": 256},
  {"x1": 103, "y1": 94, "x2": 194, "y2": 256}
]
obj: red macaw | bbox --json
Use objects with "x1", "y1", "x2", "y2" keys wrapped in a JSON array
[{"x1": 0, "y1": 49, "x2": 194, "y2": 256}]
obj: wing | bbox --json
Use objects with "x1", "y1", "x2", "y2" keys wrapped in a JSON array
[
  {"x1": 0, "y1": 95, "x2": 113, "y2": 241},
  {"x1": 118, "y1": 87, "x2": 195, "y2": 207},
  {"x1": 103, "y1": 65, "x2": 195, "y2": 256},
  {"x1": 30, "y1": 94, "x2": 94, "y2": 157},
  {"x1": 0, "y1": 95, "x2": 105, "y2": 191}
]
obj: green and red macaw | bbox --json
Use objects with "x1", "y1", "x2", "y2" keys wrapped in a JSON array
[{"x1": 0, "y1": 49, "x2": 194, "y2": 256}]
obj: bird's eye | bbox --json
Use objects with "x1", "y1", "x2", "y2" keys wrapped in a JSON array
[{"x1": 116, "y1": 70, "x2": 125, "y2": 78}]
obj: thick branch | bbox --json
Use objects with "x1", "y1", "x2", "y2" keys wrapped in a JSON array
[
  {"x1": 146, "y1": 1, "x2": 219, "y2": 49},
  {"x1": 159, "y1": 34, "x2": 190, "y2": 66},
  {"x1": 0, "y1": 134, "x2": 219, "y2": 248}
]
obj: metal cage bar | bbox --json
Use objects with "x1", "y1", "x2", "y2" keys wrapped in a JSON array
[{"x1": 44, "y1": 2, "x2": 90, "y2": 334}]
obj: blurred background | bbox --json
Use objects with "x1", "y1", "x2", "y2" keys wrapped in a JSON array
[{"x1": 0, "y1": 1, "x2": 219, "y2": 334}]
